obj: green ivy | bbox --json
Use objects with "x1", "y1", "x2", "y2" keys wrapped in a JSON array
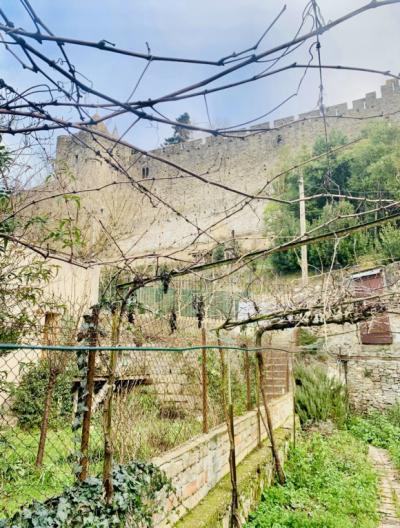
[{"x1": 0, "y1": 461, "x2": 172, "y2": 528}]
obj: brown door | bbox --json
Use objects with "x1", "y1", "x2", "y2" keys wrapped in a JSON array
[{"x1": 352, "y1": 272, "x2": 392, "y2": 345}]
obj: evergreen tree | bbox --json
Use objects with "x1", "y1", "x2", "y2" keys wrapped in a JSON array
[{"x1": 164, "y1": 112, "x2": 192, "y2": 145}]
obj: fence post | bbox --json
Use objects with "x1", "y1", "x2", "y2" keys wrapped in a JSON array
[
  {"x1": 217, "y1": 334, "x2": 239, "y2": 528},
  {"x1": 243, "y1": 345, "x2": 252, "y2": 411},
  {"x1": 201, "y1": 326, "x2": 209, "y2": 434},
  {"x1": 79, "y1": 306, "x2": 99, "y2": 481},
  {"x1": 255, "y1": 356, "x2": 262, "y2": 448},
  {"x1": 36, "y1": 313, "x2": 61, "y2": 467},
  {"x1": 255, "y1": 331, "x2": 286, "y2": 485},
  {"x1": 103, "y1": 310, "x2": 120, "y2": 502},
  {"x1": 103, "y1": 348, "x2": 118, "y2": 501}
]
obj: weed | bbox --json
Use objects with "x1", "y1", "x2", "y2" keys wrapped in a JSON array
[{"x1": 245, "y1": 431, "x2": 379, "y2": 528}]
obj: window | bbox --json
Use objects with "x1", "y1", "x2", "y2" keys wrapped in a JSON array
[
  {"x1": 351, "y1": 269, "x2": 392, "y2": 345},
  {"x1": 142, "y1": 166, "x2": 149, "y2": 178}
]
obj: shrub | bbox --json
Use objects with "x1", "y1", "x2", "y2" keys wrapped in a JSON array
[
  {"x1": 294, "y1": 363, "x2": 349, "y2": 427},
  {"x1": 245, "y1": 431, "x2": 379, "y2": 528},
  {"x1": 11, "y1": 360, "x2": 75, "y2": 429},
  {"x1": 379, "y1": 222, "x2": 400, "y2": 262},
  {"x1": 212, "y1": 243, "x2": 225, "y2": 262}
]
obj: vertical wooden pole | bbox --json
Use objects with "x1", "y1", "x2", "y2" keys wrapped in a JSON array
[
  {"x1": 36, "y1": 312, "x2": 61, "y2": 467},
  {"x1": 217, "y1": 336, "x2": 239, "y2": 528},
  {"x1": 227, "y1": 347, "x2": 238, "y2": 528},
  {"x1": 79, "y1": 307, "x2": 99, "y2": 482},
  {"x1": 103, "y1": 348, "x2": 117, "y2": 502},
  {"x1": 255, "y1": 356, "x2": 262, "y2": 448},
  {"x1": 201, "y1": 326, "x2": 209, "y2": 434},
  {"x1": 256, "y1": 332, "x2": 286, "y2": 485},
  {"x1": 228, "y1": 401, "x2": 238, "y2": 528},
  {"x1": 244, "y1": 345, "x2": 252, "y2": 411}
]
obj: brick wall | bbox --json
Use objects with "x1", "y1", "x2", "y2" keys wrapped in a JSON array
[{"x1": 150, "y1": 392, "x2": 293, "y2": 527}]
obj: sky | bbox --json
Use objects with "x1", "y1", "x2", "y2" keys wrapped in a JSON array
[{"x1": 1, "y1": 0, "x2": 400, "y2": 151}]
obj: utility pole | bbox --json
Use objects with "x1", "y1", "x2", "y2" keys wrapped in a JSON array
[{"x1": 299, "y1": 170, "x2": 308, "y2": 285}]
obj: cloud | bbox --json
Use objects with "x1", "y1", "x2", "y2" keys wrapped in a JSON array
[{"x1": 1, "y1": 0, "x2": 399, "y2": 149}]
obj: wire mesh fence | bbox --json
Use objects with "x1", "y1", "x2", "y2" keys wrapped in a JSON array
[
  {"x1": 0, "y1": 338, "x2": 290, "y2": 517},
  {"x1": 0, "y1": 272, "x2": 292, "y2": 520}
]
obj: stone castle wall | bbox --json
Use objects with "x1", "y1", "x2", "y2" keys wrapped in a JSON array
[{"x1": 55, "y1": 79, "x2": 400, "y2": 258}]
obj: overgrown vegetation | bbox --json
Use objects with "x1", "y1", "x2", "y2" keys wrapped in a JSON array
[
  {"x1": 112, "y1": 387, "x2": 202, "y2": 462},
  {"x1": 245, "y1": 431, "x2": 379, "y2": 528},
  {"x1": 0, "y1": 460, "x2": 171, "y2": 528},
  {"x1": 10, "y1": 360, "x2": 76, "y2": 429},
  {"x1": 348, "y1": 404, "x2": 400, "y2": 470},
  {"x1": 0, "y1": 386, "x2": 197, "y2": 515},
  {"x1": 0, "y1": 425, "x2": 103, "y2": 516},
  {"x1": 265, "y1": 123, "x2": 400, "y2": 273},
  {"x1": 294, "y1": 363, "x2": 349, "y2": 427}
]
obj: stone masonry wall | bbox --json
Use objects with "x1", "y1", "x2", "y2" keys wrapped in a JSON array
[
  {"x1": 54, "y1": 79, "x2": 400, "y2": 258},
  {"x1": 255, "y1": 261, "x2": 400, "y2": 412},
  {"x1": 150, "y1": 392, "x2": 293, "y2": 527}
]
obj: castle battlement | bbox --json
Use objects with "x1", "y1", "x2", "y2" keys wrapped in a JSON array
[{"x1": 54, "y1": 79, "x2": 400, "y2": 259}]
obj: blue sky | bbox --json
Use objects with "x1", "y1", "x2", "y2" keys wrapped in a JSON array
[{"x1": 1, "y1": 0, "x2": 400, "y2": 151}]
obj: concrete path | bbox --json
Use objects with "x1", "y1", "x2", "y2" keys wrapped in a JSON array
[{"x1": 369, "y1": 446, "x2": 400, "y2": 527}]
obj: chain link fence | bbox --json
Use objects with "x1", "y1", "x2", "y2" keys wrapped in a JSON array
[
  {"x1": 0, "y1": 344, "x2": 290, "y2": 516},
  {"x1": 0, "y1": 274, "x2": 291, "y2": 519}
]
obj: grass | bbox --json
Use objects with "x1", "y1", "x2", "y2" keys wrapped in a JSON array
[
  {"x1": 347, "y1": 403, "x2": 400, "y2": 470},
  {"x1": 0, "y1": 401, "x2": 201, "y2": 517},
  {"x1": 245, "y1": 431, "x2": 379, "y2": 528},
  {"x1": 0, "y1": 426, "x2": 103, "y2": 516}
]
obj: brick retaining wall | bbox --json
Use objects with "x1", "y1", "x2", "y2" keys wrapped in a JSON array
[{"x1": 150, "y1": 392, "x2": 293, "y2": 527}]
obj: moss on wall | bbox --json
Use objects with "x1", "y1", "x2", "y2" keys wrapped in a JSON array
[{"x1": 174, "y1": 428, "x2": 291, "y2": 528}]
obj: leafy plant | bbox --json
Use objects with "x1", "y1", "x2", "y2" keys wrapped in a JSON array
[
  {"x1": 378, "y1": 222, "x2": 400, "y2": 262},
  {"x1": 294, "y1": 363, "x2": 349, "y2": 427},
  {"x1": 297, "y1": 328, "x2": 318, "y2": 347},
  {"x1": 245, "y1": 431, "x2": 379, "y2": 528},
  {"x1": 347, "y1": 406, "x2": 400, "y2": 470},
  {"x1": 0, "y1": 461, "x2": 172, "y2": 528},
  {"x1": 11, "y1": 360, "x2": 75, "y2": 430},
  {"x1": 212, "y1": 243, "x2": 225, "y2": 262}
]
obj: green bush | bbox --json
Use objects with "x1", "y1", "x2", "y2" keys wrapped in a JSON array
[
  {"x1": 378, "y1": 222, "x2": 400, "y2": 262},
  {"x1": 297, "y1": 328, "x2": 318, "y2": 347},
  {"x1": 11, "y1": 360, "x2": 75, "y2": 429},
  {"x1": 294, "y1": 363, "x2": 349, "y2": 427},
  {"x1": 245, "y1": 431, "x2": 379, "y2": 528},
  {"x1": 212, "y1": 243, "x2": 225, "y2": 262}
]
